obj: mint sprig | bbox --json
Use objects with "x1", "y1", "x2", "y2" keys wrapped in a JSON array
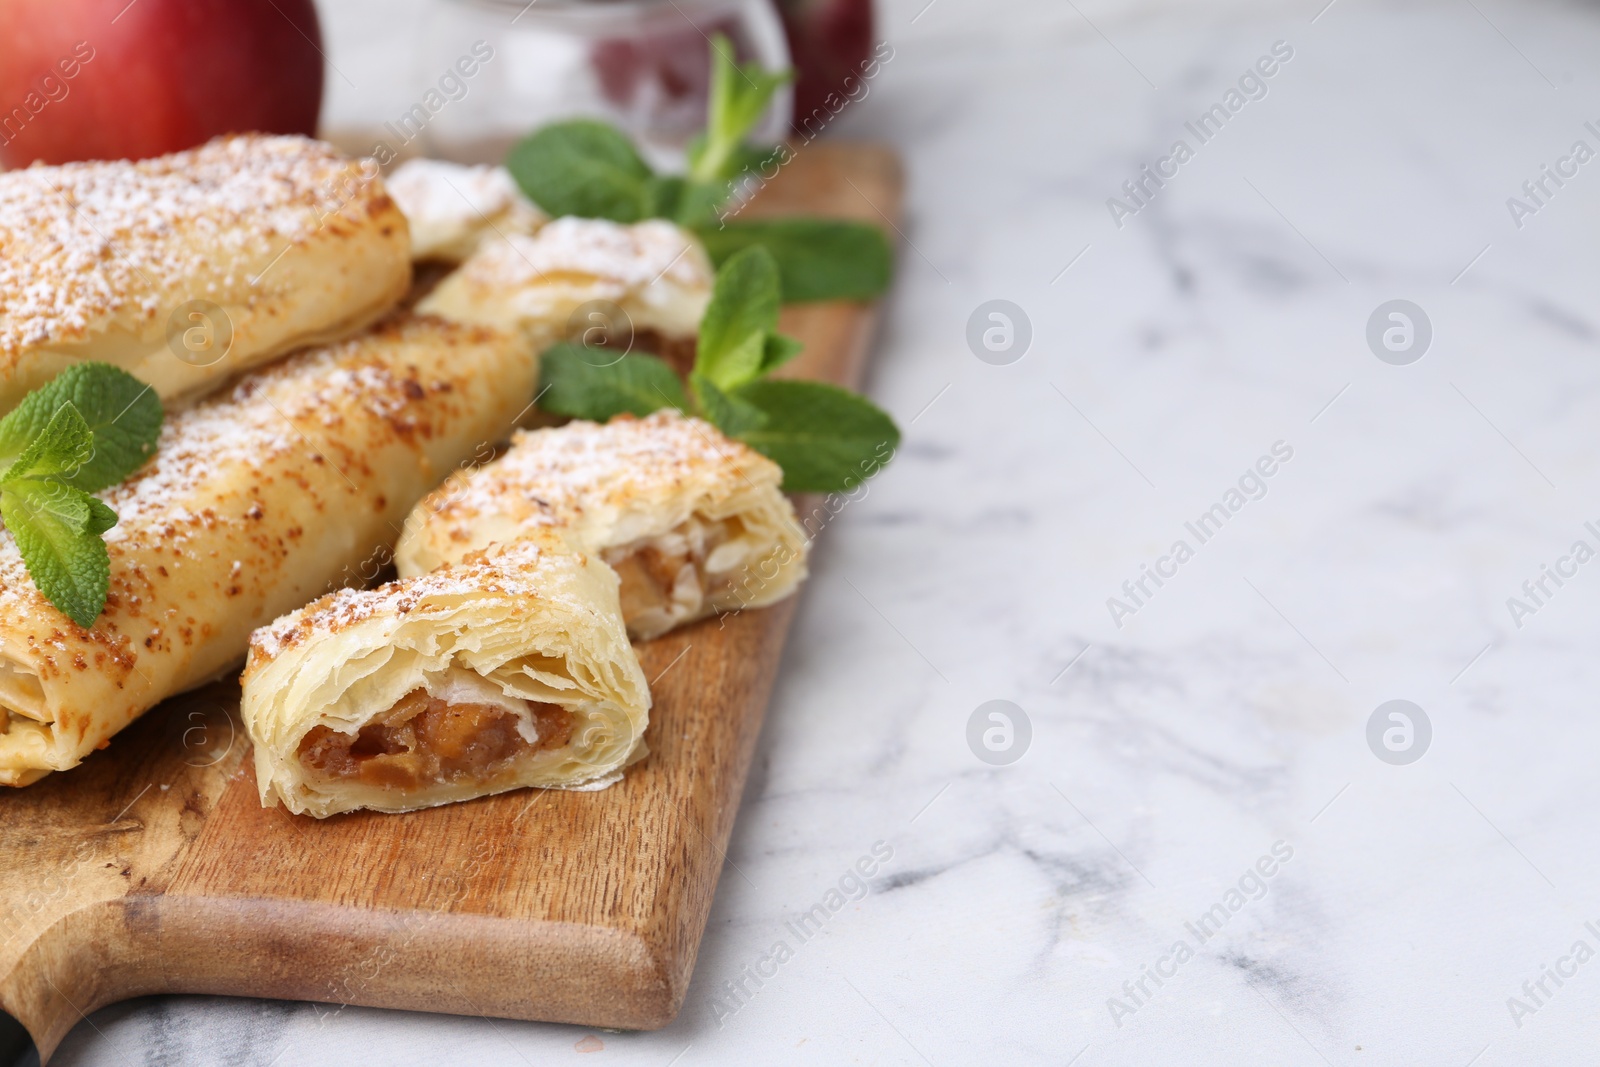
[
  {"x1": 504, "y1": 35, "x2": 891, "y2": 304},
  {"x1": 0, "y1": 362, "x2": 164, "y2": 491},
  {"x1": 695, "y1": 241, "x2": 784, "y2": 391},
  {"x1": 0, "y1": 364, "x2": 163, "y2": 627},
  {"x1": 686, "y1": 36, "x2": 791, "y2": 187},
  {"x1": 539, "y1": 246, "x2": 899, "y2": 493}
]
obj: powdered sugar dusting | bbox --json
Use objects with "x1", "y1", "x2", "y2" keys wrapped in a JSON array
[
  {"x1": 460, "y1": 217, "x2": 708, "y2": 291},
  {"x1": 249, "y1": 536, "x2": 572, "y2": 663},
  {"x1": 386, "y1": 159, "x2": 543, "y2": 259},
  {"x1": 388, "y1": 160, "x2": 524, "y2": 226},
  {"x1": 0, "y1": 315, "x2": 470, "y2": 631},
  {"x1": 437, "y1": 411, "x2": 777, "y2": 529},
  {"x1": 0, "y1": 135, "x2": 386, "y2": 358},
  {"x1": 102, "y1": 340, "x2": 408, "y2": 532}
]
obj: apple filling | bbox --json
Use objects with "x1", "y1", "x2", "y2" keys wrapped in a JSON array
[
  {"x1": 297, "y1": 684, "x2": 573, "y2": 791},
  {"x1": 601, "y1": 514, "x2": 753, "y2": 639}
]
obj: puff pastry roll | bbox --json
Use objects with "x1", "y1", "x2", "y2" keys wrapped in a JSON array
[
  {"x1": 417, "y1": 217, "x2": 712, "y2": 355},
  {"x1": 243, "y1": 534, "x2": 650, "y2": 817},
  {"x1": 0, "y1": 313, "x2": 534, "y2": 787},
  {"x1": 0, "y1": 134, "x2": 410, "y2": 412},
  {"x1": 386, "y1": 159, "x2": 544, "y2": 262},
  {"x1": 396, "y1": 411, "x2": 808, "y2": 640}
]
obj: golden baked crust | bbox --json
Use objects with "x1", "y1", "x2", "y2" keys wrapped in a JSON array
[
  {"x1": 396, "y1": 411, "x2": 809, "y2": 638},
  {"x1": 0, "y1": 312, "x2": 535, "y2": 786},
  {"x1": 0, "y1": 134, "x2": 411, "y2": 411}
]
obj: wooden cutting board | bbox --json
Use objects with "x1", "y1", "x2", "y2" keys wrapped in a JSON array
[{"x1": 0, "y1": 142, "x2": 902, "y2": 1063}]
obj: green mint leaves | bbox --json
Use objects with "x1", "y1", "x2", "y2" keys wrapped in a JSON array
[
  {"x1": 1, "y1": 481, "x2": 119, "y2": 631},
  {"x1": 727, "y1": 379, "x2": 899, "y2": 493},
  {"x1": 506, "y1": 117, "x2": 726, "y2": 228},
  {"x1": 539, "y1": 344, "x2": 687, "y2": 421},
  {"x1": 688, "y1": 249, "x2": 899, "y2": 490},
  {"x1": 694, "y1": 218, "x2": 893, "y2": 303},
  {"x1": 0, "y1": 364, "x2": 163, "y2": 627},
  {"x1": 0, "y1": 362, "x2": 165, "y2": 491},
  {"x1": 506, "y1": 36, "x2": 783, "y2": 229},
  {"x1": 4, "y1": 404, "x2": 96, "y2": 484},
  {"x1": 540, "y1": 246, "x2": 899, "y2": 493},
  {"x1": 686, "y1": 36, "x2": 791, "y2": 187},
  {"x1": 505, "y1": 120, "x2": 658, "y2": 224},
  {"x1": 503, "y1": 36, "x2": 892, "y2": 304},
  {"x1": 517, "y1": 41, "x2": 900, "y2": 491},
  {"x1": 695, "y1": 241, "x2": 785, "y2": 391}
]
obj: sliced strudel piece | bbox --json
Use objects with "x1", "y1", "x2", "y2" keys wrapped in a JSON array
[
  {"x1": 244, "y1": 534, "x2": 649, "y2": 817},
  {"x1": 396, "y1": 410, "x2": 808, "y2": 640}
]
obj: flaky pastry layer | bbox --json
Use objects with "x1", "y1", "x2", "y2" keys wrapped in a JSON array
[
  {"x1": 244, "y1": 535, "x2": 650, "y2": 817},
  {"x1": 0, "y1": 134, "x2": 411, "y2": 411}
]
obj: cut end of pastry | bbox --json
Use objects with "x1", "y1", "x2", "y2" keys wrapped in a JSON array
[
  {"x1": 0, "y1": 714, "x2": 57, "y2": 787},
  {"x1": 280, "y1": 670, "x2": 631, "y2": 814},
  {"x1": 0, "y1": 650, "x2": 81, "y2": 785},
  {"x1": 395, "y1": 410, "x2": 811, "y2": 640},
  {"x1": 244, "y1": 537, "x2": 650, "y2": 818},
  {"x1": 604, "y1": 511, "x2": 785, "y2": 640}
]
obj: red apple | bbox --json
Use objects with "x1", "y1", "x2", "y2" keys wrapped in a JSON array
[{"x1": 0, "y1": 0, "x2": 324, "y2": 167}]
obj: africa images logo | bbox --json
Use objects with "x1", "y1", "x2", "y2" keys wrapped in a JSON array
[
  {"x1": 1107, "y1": 441, "x2": 1294, "y2": 628},
  {"x1": 1106, "y1": 841, "x2": 1294, "y2": 1028},
  {"x1": 1105, "y1": 41, "x2": 1295, "y2": 229}
]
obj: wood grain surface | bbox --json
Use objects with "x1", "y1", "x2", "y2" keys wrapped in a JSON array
[{"x1": 0, "y1": 141, "x2": 903, "y2": 1063}]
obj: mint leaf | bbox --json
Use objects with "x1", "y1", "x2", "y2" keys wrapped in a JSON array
[
  {"x1": 2, "y1": 403, "x2": 93, "y2": 483},
  {"x1": 643, "y1": 175, "x2": 725, "y2": 229},
  {"x1": 732, "y1": 379, "x2": 900, "y2": 493},
  {"x1": 538, "y1": 344, "x2": 687, "y2": 421},
  {"x1": 85, "y1": 495, "x2": 118, "y2": 537},
  {"x1": 507, "y1": 120, "x2": 655, "y2": 222},
  {"x1": 724, "y1": 143, "x2": 786, "y2": 184},
  {"x1": 695, "y1": 219, "x2": 893, "y2": 302},
  {"x1": 760, "y1": 333, "x2": 804, "y2": 375},
  {"x1": 0, "y1": 363, "x2": 162, "y2": 490},
  {"x1": 695, "y1": 245, "x2": 783, "y2": 390},
  {"x1": 1, "y1": 478, "x2": 116, "y2": 628},
  {"x1": 691, "y1": 373, "x2": 768, "y2": 437},
  {"x1": 688, "y1": 35, "x2": 791, "y2": 186},
  {"x1": 0, "y1": 364, "x2": 156, "y2": 627}
]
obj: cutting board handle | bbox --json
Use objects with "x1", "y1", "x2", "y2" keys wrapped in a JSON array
[{"x1": 1, "y1": 898, "x2": 170, "y2": 1062}]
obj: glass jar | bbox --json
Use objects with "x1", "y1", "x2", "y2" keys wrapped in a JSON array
[{"x1": 409, "y1": 0, "x2": 792, "y2": 167}]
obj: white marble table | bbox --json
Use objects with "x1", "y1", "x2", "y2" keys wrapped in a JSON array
[{"x1": 29, "y1": 0, "x2": 1600, "y2": 1062}]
